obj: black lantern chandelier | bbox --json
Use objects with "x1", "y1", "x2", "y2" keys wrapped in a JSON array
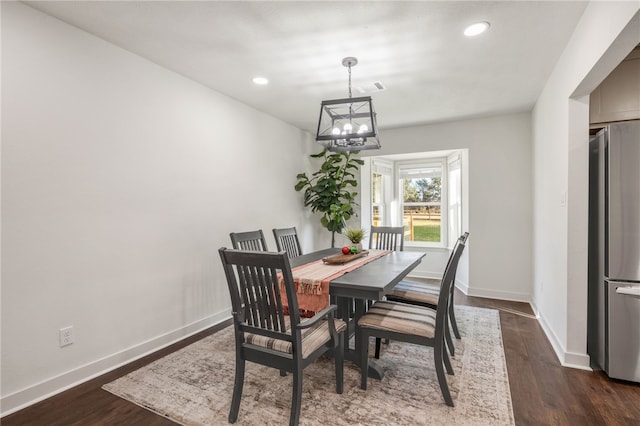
[{"x1": 315, "y1": 57, "x2": 380, "y2": 152}]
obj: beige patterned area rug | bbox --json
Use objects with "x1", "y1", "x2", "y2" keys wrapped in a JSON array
[{"x1": 103, "y1": 305, "x2": 514, "y2": 425}]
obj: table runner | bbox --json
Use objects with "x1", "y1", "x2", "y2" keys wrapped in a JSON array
[{"x1": 281, "y1": 249, "x2": 390, "y2": 316}]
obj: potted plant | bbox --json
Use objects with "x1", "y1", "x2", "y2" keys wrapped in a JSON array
[
  {"x1": 295, "y1": 149, "x2": 364, "y2": 247},
  {"x1": 344, "y1": 227, "x2": 366, "y2": 251}
]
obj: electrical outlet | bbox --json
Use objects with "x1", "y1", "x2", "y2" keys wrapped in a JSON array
[{"x1": 59, "y1": 326, "x2": 74, "y2": 347}]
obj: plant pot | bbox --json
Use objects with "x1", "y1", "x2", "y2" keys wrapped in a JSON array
[{"x1": 350, "y1": 243, "x2": 363, "y2": 252}]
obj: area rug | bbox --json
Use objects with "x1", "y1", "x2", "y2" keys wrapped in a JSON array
[{"x1": 103, "y1": 305, "x2": 514, "y2": 425}]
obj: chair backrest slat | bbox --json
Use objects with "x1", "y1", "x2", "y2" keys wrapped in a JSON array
[
  {"x1": 273, "y1": 227, "x2": 303, "y2": 258},
  {"x1": 230, "y1": 230, "x2": 269, "y2": 251},
  {"x1": 237, "y1": 264, "x2": 260, "y2": 327},
  {"x1": 369, "y1": 226, "x2": 404, "y2": 251}
]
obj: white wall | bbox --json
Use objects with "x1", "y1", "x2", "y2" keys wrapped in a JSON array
[
  {"x1": 532, "y1": 3, "x2": 640, "y2": 369},
  {"x1": 0, "y1": 2, "x2": 318, "y2": 414},
  {"x1": 360, "y1": 113, "x2": 533, "y2": 302}
]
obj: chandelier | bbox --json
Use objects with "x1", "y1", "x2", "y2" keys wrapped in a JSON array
[{"x1": 315, "y1": 57, "x2": 380, "y2": 152}]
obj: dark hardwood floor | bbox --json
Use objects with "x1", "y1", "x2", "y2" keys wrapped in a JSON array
[{"x1": 3, "y1": 291, "x2": 639, "y2": 425}]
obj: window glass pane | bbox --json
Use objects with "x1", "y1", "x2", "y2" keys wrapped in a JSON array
[
  {"x1": 372, "y1": 172, "x2": 385, "y2": 226},
  {"x1": 372, "y1": 173, "x2": 383, "y2": 203},
  {"x1": 402, "y1": 171, "x2": 442, "y2": 243},
  {"x1": 402, "y1": 177, "x2": 441, "y2": 202},
  {"x1": 372, "y1": 205, "x2": 383, "y2": 226},
  {"x1": 403, "y1": 206, "x2": 441, "y2": 242}
]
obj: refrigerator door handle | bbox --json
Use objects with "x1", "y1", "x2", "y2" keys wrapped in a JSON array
[{"x1": 615, "y1": 286, "x2": 640, "y2": 299}]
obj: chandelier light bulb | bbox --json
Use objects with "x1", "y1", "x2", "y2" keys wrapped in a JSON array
[
  {"x1": 332, "y1": 127, "x2": 341, "y2": 135},
  {"x1": 358, "y1": 124, "x2": 368, "y2": 134},
  {"x1": 343, "y1": 123, "x2": 353, "y2": 132}
]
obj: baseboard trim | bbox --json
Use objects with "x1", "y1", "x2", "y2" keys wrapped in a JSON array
[
  {"x1": 464, "y1": 286, "x2": 531, "y2": 303},
  {"x1": 564, "y1": 352, "x2": 592, "y2": 371},
  {"x1": 536, "y1": 310, "x2": 592, "y2": 371},
  {"x1": 456, "y1": 280, "x2": 470, "y2": 295},
  {"x1": 405, "y1": 277, "x2": 531, "y2": 304},
  {"x1": 1, "y1": 309, "x2": 231, "y2": 417}
]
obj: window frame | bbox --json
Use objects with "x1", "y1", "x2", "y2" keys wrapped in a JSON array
[
  {"x1": 447, "y1": 152, "x2": 462, "y2": 249},
  {"x1": 370, "y1": 159, "x2": 393, "y2": 228}
]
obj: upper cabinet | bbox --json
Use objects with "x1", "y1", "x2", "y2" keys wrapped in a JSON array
[{"x1": 590, "y1": 46, "x2": 640, "y2": 125}]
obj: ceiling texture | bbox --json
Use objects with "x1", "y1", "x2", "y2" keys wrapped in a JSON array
[{"x1": 25, "y1": 1, "x2": 589, "y2": 133}]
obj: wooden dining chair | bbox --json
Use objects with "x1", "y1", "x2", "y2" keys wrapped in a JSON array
[
  {"x1": 229, "y1": 229, "x2": 269, "y2": 251},
  {"x1": 219, "y1": 248, "x2": 346, "y2": 426},
  {"x1": 368, "y1": 226, "x2": 405, "y2": 354},
  {"x1": 369, "y1": 226, "x2": 405, "y2": 251},
  {"x1": 357, "y1": 239, "x2": 466, "y2": 407},
  {"x1": 386, "y1": 232, "x2": 469, "y2": 350},
  {"x1": 374, "y1": 233, "x2": 468, "y2": 358},
  {"x1": 273, "y1": 227, "x2": 303, "y2": 258}
]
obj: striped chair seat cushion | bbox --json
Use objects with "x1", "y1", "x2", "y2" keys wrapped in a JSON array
[
  {"x1": 386, "y1": 280, "x2": 441, "y2": 306},
  {"x1": 358, "y1": 300, "x2": 437, "y2": 338},
  {"x1": 245, "y1": 317, "x2": 346, "y2": 359}
]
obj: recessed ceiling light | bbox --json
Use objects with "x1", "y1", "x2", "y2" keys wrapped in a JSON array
[
  {"x1": 252, "y1": 77, "x2": 269, "y2": 85},
  {"x1": 464, "y1": 22, "x2": 490, "y2": 37}
]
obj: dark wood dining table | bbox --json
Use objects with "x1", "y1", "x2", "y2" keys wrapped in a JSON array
[{"x1": 290, "y1": 248, "x2": 426, "y2": 379}]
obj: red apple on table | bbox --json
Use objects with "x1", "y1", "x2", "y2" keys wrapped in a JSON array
[{"x1": 342, "y1": 246, "x2": 351, "y2": 255}]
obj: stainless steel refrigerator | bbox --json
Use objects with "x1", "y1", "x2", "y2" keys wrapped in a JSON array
[{"x1": 588, "y1": 120, "x2": 640, "y2": 383}]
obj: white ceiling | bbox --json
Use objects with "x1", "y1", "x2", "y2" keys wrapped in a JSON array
[{"x1": 24, "y1": 1, "x2": 589, "y2": 133}]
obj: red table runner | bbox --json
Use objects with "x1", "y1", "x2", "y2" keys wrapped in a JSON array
[{"x1": 280, "y1": 249, "x2": 390, "y2": 317}]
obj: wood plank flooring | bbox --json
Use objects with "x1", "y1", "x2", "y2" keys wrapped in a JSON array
[{"x1": 3, "y1": 291, "x2": 639, "y2": 425}]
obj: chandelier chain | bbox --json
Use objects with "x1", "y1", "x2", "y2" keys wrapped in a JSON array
[{"x1": 348, "y1": 63, "x2": 352, "y2": 99}]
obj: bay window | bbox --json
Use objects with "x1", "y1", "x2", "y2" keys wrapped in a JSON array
[{"x1": 365, "y1": 151, "x2": 463, "y2": 249}]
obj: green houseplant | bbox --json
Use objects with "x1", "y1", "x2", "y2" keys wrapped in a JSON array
[
  {"x1": 295, "y1": 149, "x2": 364, "y2": 247},
  {"x1": 344, "y1": 227, "x2": 366, "y2": 245}
]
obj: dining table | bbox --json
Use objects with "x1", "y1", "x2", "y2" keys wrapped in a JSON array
[{"x1": 289, "y1": 247, "x2": 426, "y2": 380}]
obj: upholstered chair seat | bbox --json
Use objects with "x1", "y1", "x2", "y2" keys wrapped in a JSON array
[
  {"x1": 245, "y1": 317, "x2": 347, "y2": 359},
  {"x1": 358, "y1": 301, "x2": 436, "y2": 338},
  {"x1": 386, "y1": 281, "x2": 440, "y2": 306}
]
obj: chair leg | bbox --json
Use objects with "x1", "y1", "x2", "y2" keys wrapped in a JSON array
[
  {"x1": 280, "y1": 370, "x2": 287, "y2": 376},
  {"x1": 445, "y1": 324, "x2": 456, "y2": 357},
  {"x1": 229, "y1": 358, "x2": 245, "y2": 423},
  {"x1": 449, "y1": 286, "x2": 462, "y2": 339},
  {"x1": 443, "y1": 345, "x2": 454, "y2": 376},
  {"x1": 434, "y1": 346, "x2": 454, "y2": 407},
  {"x1": 335, "y1": 331, "x2": 344, "y2": 394},
  {"x1": 374, "y1": 337, "x2": 382, "y2": 359},
  {"x1": 289, "y1": 368, "x2": 303, "y2": 426},
  {"x1": 449, "y1": 303, "x2": 461, "y2": 339},
  {"x1": 360, "y1": 330, "x2": 369, "y2": 390}
]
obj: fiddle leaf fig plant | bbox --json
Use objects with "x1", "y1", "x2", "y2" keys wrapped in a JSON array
[{"x1": 295, "y1": 149, "x2": 364, "y2": 247}]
